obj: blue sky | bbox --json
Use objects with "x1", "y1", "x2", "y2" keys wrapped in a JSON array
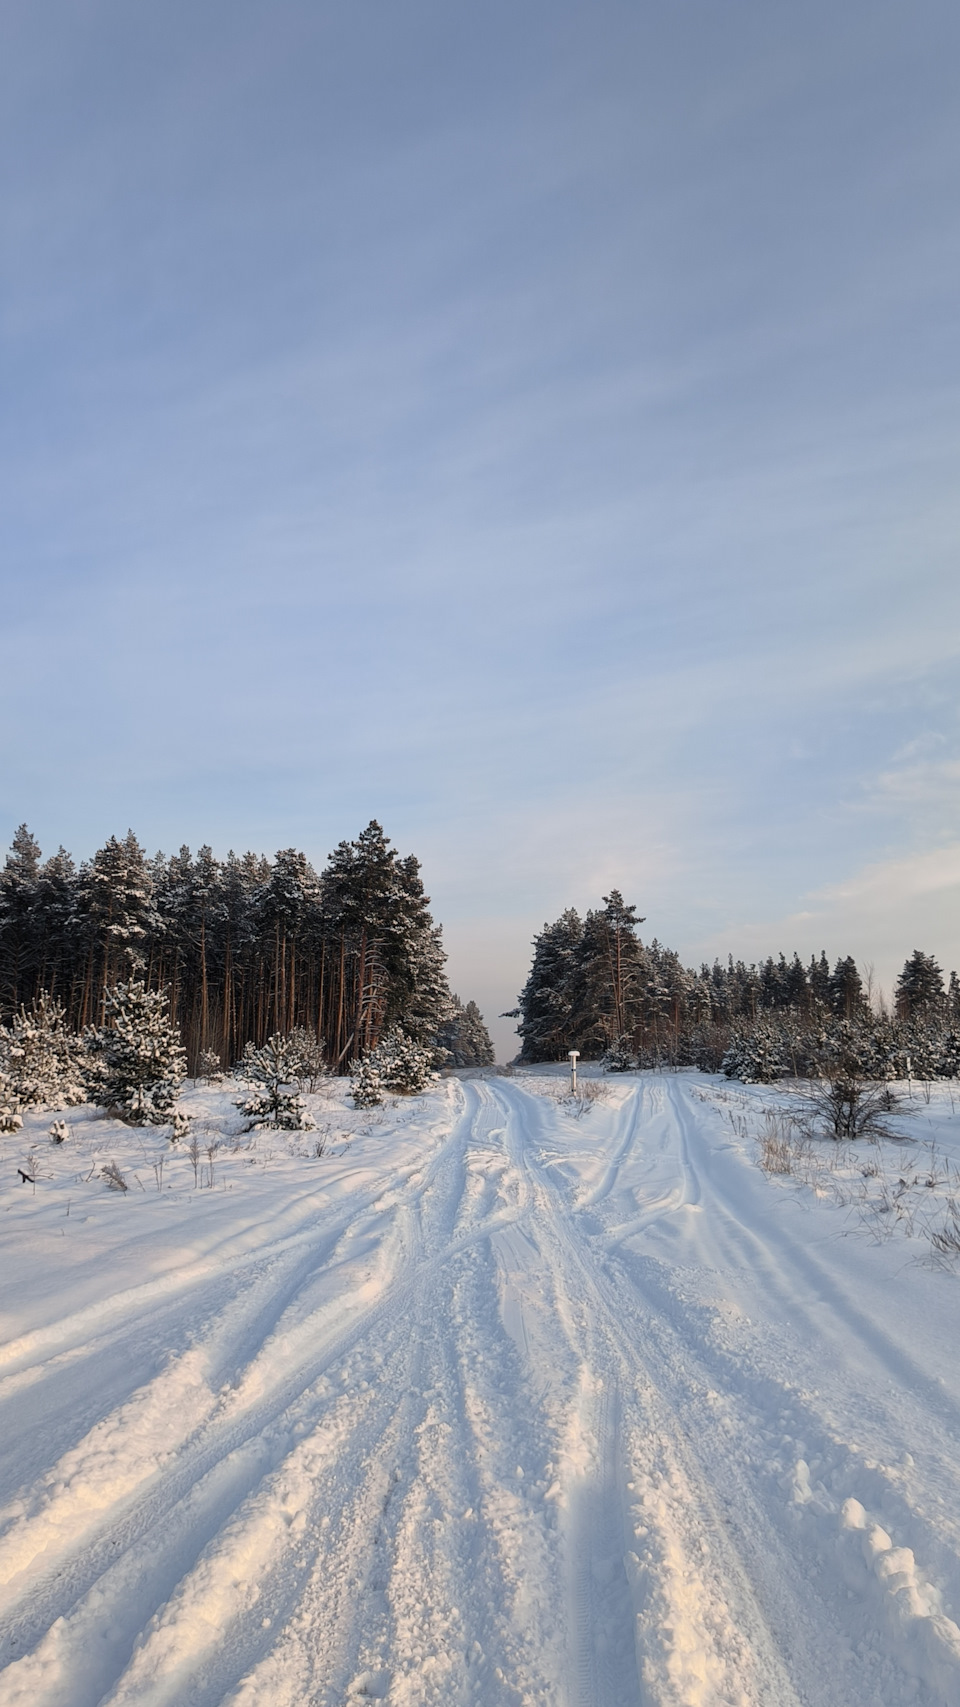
[{"x1": 2, "y1": 1, "x2": 959, "y2": 1056}]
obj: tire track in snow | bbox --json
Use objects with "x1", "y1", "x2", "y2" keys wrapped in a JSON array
[
  {"x1": 5, "y1": 1070, "x2": 959, "y2": 1706},
  {"x1": 491, "y1": 1078, "x2": 808, "y2": 1707},
  {"x1": 0, "y1": 1102, "x2": 478, "y2": 1699},
  {"x1": 527, "y1": 1071, "x2": 960, "y2": 1707}
]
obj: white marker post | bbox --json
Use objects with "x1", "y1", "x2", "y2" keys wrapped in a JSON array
[{"x1": 568, "y1": 1050, "x2": 579, "y2": 1095}]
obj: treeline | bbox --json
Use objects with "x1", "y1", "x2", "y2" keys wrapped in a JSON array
[
  {"x1": 0, "y1": 821, "x2": 493, "y2": 1072},
  {"x1": 514, "y1": 890, "x2": 960, "y2": 1076}
]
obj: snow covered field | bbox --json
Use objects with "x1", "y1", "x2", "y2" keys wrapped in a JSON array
[{"x1": 1, "y1": 1068, "x2": 960, "y2": 1707}]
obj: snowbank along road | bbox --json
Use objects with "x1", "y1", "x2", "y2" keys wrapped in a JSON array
[{"x1": 1, "y1": 1068, "x2": 959, "y2": 1706}]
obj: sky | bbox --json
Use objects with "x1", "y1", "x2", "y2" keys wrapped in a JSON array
[{"x1": 2, "y1": 0, "x2": 959, "y2": 1059}]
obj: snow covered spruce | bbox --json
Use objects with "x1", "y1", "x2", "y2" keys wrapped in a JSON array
[
  {"x1": 0, "y1": 990, "x2": 86, "y2": 1131},
  {"x1": 350, "y1": 1028, "x2": 438, "y2": 1107},
  {"x1": 235, "y1": 1033, "x2": 316, "y2": 1131},
  {"x1": 83, "y1": 980, "x2": 187, "y2": 1126}
]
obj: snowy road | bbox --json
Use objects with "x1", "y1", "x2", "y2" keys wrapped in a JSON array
[{"x1": 1, "y1": 1072, "x2": 960, "y2": 1705}]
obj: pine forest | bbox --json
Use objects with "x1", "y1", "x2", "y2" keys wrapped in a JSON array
[
  {"x1": 0, "y1": 820, "x2": 494, "y2": 1074},
  {"x1": 513, "y1": 890, "x2": 960, "y2": 1083}
]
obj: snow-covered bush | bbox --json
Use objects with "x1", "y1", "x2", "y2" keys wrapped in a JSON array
[
  {"x1": 350, "y1": 1054, "x2": 384, "y2": 1108},
  {"x1": 802, "y1": 1075, "x2": 904, "y2": 1141},
  {"x1": 196, "y1": 1048, "x2": 224, "y2": 1083},
  {"x1": 0, "y1": 1074, "x2": 22, "y2": 1133},
  {"x1": 600, "y1": 1034, "x2": 636, "y2": 1072},
  {"x1": 376, "y1": 1028, "x2": 435, "y2": 1094},
  {"x1": 0, "y1": 990, "x2": 85, "y2": 1109},
  {"x1": 284, "y1": 1027, "x2": 327, "y2": 1090},
  {"x1": 235, "y1": 1033, "x2": 315, "y2": 1131},
  {"x1": 49, "y1": 1119, "x2": 69, "y2": 1143},
  {"x1": 721, "y1": 1020, "x2": 789, "y2": 1083},
  {"x1": 350, "y1": 1027, "x2": 435, "y2": 1107},
  {"x1": 86, "y1": 980, "x2": 187, "y2": 1125},
  {"x1": 938, "y1": 1029, "x2": 960, "y2": 1079}
]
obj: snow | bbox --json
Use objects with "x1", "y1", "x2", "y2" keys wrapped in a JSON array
[{"x1": 1, "y1": 1068, "x2": 960, "y2": 1706}]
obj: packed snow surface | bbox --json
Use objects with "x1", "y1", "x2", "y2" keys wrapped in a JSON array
[{"x1": 1, "y1": 1068, "x2": 960, "y2": 1706}]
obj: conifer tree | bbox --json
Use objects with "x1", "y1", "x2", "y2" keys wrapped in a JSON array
[
  {"x1": 87, "y1": 980, "x2": 186, "y2": 1124},
  {"x1": 235, "y1": 1033, "x2": 315, "y2": 1130},
  {"x1": 0, "y1": 990, "x2": 84, "y2": 1108},
  {"x1": 895, "y1": 951, "x2": 945, "y2": 1020},
  {"x1": 0, "y1": 825, "x2": 42, "y2": 1010},
  {"x1": 517, "y1": 909, "x2": 583, "y2": 1060},
  {"x1": 437, "y1": 996, "x2": 495, "y2": 1067},
  {"x1": 829, "y1": 956, "x2": 865, "y2": 1021}
]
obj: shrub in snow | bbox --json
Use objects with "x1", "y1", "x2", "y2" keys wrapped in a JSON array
[
  {"x1": 101, "y1": 1160, "x2": 129, "y2": 1192},
  {"x1": 938, "y1": 1029, "x2": 960, "y2": 1079},
  {"x1": 284, "y1": 1027, "x2": 328, "y2": 1090},
  {"x1": 235, "y1": 1033, "x2": 315, "y2": 1131},
  {"x1": 377, "y1": 1028, "x2": 435, "y2": 1094},
  {"x1": 170, "y1": 1110, "x2": 191, "y2": 1142},
  {"x1": 86, "y1": 980, "x2": 187, "y2": 1125},
  {"x1": 196, "y1": 1048, "x2": 224, "y2": 1083},
  {"x1": 0, "y1": 990, "x2": 85, "y2": 1109},
  {"x1": 350, "y1": 1028, "x2": 435, "y2": 1107},
  {"x1": 803, "y1": 1075, "x2": 904, "y2": 1142},
  {"x1": 600, "y1": 1034, "x2": 637, "y2": 1072},
  {"x1": 0, "y1": 1076, "x2": 22, "y2": 1133},
  {"x1": 350, "y1": 1053, "x2": 384, "y2": 1108},
  {"x1": 721, "y1": 1020, "x2": 789, "y2": 1083},
  {"x1": 49, "y1": 1119, "x2": 69, "y2": 1143}
]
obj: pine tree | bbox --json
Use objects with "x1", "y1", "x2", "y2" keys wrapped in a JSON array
[
  {"x1": 808, "y1": 951, "x2": 832, "y2": 1011},
  {"x1": 829, "y1": 957, "x2": 864, "y2": 1021},
  {"x1": 285, "y1": 1026, "x2": 328, "y2": 1090},
  {"x1": 323, "y1": 823, "x2": 451, "y2": 1064},
  {"x1": 895, "y1": 951, "x2": 945, "y2": 1020},
  {"x1": 374, "y1": 1028, "x2": 436, "y2": 1094},
  {"x1": 80, "y1": 833, "x2": 159, "y2": 1023},
  {"x1": 235, "y1": 1033, "x2": 315, "y2": 1130},
  {"x1": 87, "y1": 980, "x2": 186, "y2": 1125},
  {"x1": 721, "y1": 1019, "x2": 788, "y2": 1083},
  {"x1": 0, "y1": 990, "x2": 84, "y2": 1108},
  {"x1": 350, "y1": 1053, "x2": 384, "y2": 1108},
  {"x1": 437, "y1": 995, "x2": 495, "y2": 1067},
  {"x1": 517, "y1": 910, "x2": 583, "y2": 1060},
  {"x1": 0, "y1": 825, "x2": 42, "y2": 1011}
]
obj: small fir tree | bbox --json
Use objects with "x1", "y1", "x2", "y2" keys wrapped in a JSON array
[
  {"x1": 0, "y1": 990, "x2": 85, "y2": 1108},
  {"x1": 87, "y1": 980, "x2": 186, "y2": 1125},
  {"x1": 350, "y1": 1053, "x2": 384, "y2": 1108},
  {"x1": 235, "y1": 1033, "x2": 315, "y2": 1130},
  {"x1": 0, "y1": 1070, "x2": 22, "y2": 1132},
  {"x1": 721, "y1": 1019, "x2": 788, "y2": 1083},
  {"x1": 373, "y1": 1027, "x2": 435, "y2": 1094},
  {"x1": 285, "y1": 1027, "x2": 328, "y2": 1090},
  {"x1": 196, "y1": 1048, "x2": 224, "y2": 1082},
  {"x1": 350, "y1": 1027, "x2": 435, "y2": 1105},
  {"x1": 600, "y1": 1034, "x2": 637, "y2": 1072}
]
